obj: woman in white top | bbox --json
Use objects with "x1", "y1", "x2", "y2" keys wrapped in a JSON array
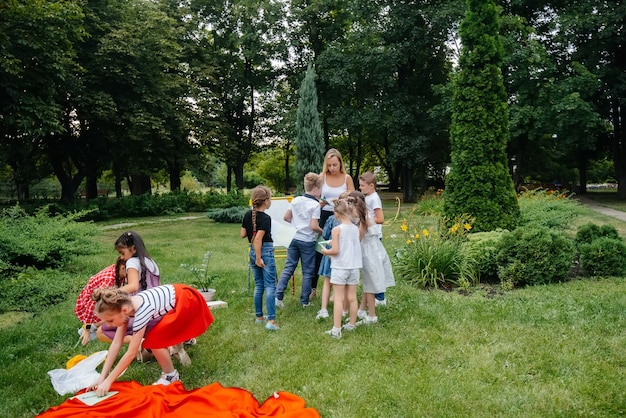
[{"x1": 316, "y1": 149, "x2": 355, "y2": 296}]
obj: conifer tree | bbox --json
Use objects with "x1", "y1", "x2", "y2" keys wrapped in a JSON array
[
  {"x1": 443, "y1": 0, "x2": 519, "y2": 231},
  {"x1": 294, "y1": 63, "x2": 325, "y2": 194}
]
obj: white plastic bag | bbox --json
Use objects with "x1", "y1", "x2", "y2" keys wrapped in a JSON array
[{"x1": 47, "y1": 350, "x2": 107, "y2": 395}]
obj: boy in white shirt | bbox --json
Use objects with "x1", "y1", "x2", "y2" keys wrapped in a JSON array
[{"x1": 275, "y1": 173, "x2": 324, "y2": 307}]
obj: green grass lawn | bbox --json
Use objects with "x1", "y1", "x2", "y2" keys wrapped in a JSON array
[{"x1": 1, "y1": 207, "x2": 625, "y2": 417}]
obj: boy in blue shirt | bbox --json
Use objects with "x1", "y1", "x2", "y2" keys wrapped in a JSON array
[{"x1": 275, "y1": 172, "x2": 323, "y2": 307}]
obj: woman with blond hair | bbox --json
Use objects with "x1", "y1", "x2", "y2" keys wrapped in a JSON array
[{"x1": 314, "y1": 149, "x2": 355, "y2": 298}]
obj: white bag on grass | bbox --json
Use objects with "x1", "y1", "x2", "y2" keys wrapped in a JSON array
[{"x1": 47, "y1": 350, "x2": 107, "y2": 395}]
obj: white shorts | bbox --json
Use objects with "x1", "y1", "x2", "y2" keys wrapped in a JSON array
[{"x1": 330, "y1": 268, "x2": 360, "y2": 286}]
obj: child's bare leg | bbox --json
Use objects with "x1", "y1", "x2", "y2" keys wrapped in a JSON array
[
  {"x1": 321, "y1": 276, "x2": 331, "y2": 311},
  {"x1": 347, "y1": 285, "x2": 358, "y2": 326},
  {"x1": 366, "y1": 293, "x2": 376, "y2": 317},
  {"x1": 332, "y1": 284, "x2": 346, "y2": 329},
  {"x1": 152, "y1": 348, "x2": 175, "y2": 374}
]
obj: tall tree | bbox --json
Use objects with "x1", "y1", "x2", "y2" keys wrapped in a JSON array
[
  {"x1": 0, "y1": 0, "x2": 84, "y2": 200},
  {"x1": 444, "y1": 0, "x2": 519, "y2": 231},
  {"x1": 294, "y1": 63, "x2": 325, "y2": 194}
]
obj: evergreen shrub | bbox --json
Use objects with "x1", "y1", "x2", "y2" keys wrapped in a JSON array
[
  {"x1": 575, "y1": 223, "x2": 626, "y2": 277},
  {"x1": 496, "y1": 225, "x2": 575, "y2": 287},
  {"x1": 578, "y1": 237, "x2": 626, "y2": 277},
  {"x1": 517, "y1": 190, "x2": 585, "y2": 229},
  {"x1": 575, "y1": 223, "x2": 620, "y2": 246},
  {"x1": 463, "y1": 230, "x2": 506, "y2": 282},
  {"x1": 206, "y1": 206, "x2": 248, "y2": 224},
  {"x1": 0, "y1": 205, "x2": 98, "y2": 272}
]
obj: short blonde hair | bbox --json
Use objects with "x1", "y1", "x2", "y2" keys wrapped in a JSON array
[
  {"x1": 321, "y1": 148, "x2": 346, "y2": 175},
  {"x1": 359, "y1": 171, "x2": 377, "y2": 187},
  {"x1": 303, "y1": 172, "x2": 322, "y2": 192}
]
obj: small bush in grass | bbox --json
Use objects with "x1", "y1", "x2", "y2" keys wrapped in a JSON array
[
  {"x1": 574, "y1": 223, "x2": 626, "y2": 277},
  {"x1": 463, "y1": 230, "x2": 506, "y2": 282},
  {"x1": 0, "y1": 268, "x2": 80, "y2": 313},
  {"x1": 393, "y1": 212, "x2": 477, "y2": 289},
  {"x1": 206, "y1": 206, "x2": 248, "y2": 223},
  {"x1": 496, "y1": 225, "x2": 575, "y2": 287},
  {"x1": 0, "y1": 205, "x2": 98, "y2": 270},
  {"x1": 517, "y1": 189, "x2": 585, "y2": 229},
  {"x1": 575, "y1": 223, "x2": 620, "y2": 246}
]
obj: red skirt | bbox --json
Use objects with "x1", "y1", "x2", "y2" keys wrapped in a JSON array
[{"x1": 142, "y1": 284, "x2": 214, "y2": 349}]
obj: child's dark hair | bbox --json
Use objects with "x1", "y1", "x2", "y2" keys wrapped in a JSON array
[
  {"x1": 114, "y1": 256, "x2": 126, "y2": 288},
  {"x1": 250, "y1": 185, "x2": 271, "y2": 236},
  {"x1": 115, "y1": 231, "x2": 151, "y2": 291}
]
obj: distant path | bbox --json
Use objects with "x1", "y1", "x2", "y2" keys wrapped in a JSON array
[
  {"x1": 100, "y1": 215, "x2": 204, "y2": 231},
  {"x1": 575, "y1": 196, "x2": 626, "y2": 223}
]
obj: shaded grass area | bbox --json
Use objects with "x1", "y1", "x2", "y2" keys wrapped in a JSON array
[{"x1": 0, "y1": 214, "x2": 625, "y2": 417}]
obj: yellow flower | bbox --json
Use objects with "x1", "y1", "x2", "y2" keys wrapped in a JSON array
[
  {"x1": 401, "y1": 223, "x2": 408, "y2": 232},
  {"x1": 422, "y1": 229, "x2": 429, "y2": 237},
  {"x1": 450, "y1": 224, "x2": 459, "y2": 234},
  {"x1": 406, "y1": 239, "x2": 412, "y2": 245},
  {"x1": 414, "y1": 234, "x2": 420, "y2": 239},
  {"x1": 464, "y1": 223, "x2": 472, "y2": 231}
]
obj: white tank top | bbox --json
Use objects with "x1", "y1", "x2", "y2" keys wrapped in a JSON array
[{"x1": 321, "y1": 173, "x2": 348, "y2": 212}]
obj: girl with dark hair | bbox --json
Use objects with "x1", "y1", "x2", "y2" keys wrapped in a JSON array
[{"x1": 97, "y1": 231, "x2": 161, "y2": 343}]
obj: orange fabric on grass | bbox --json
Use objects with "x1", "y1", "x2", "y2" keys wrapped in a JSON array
[
  {"x1": 37, "y1": 381, "x2": 320, "y2": 418},
  {"x1": 142, "y1": 284, "x2": 214, "y2": 349}
]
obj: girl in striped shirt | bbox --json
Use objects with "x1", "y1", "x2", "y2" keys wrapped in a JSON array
[{"x1": 89, "y1": 284, "x2": 214, "y2": 396}]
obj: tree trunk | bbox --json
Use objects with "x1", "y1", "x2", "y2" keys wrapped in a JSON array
[
  {"x1": 402, "y1": 166, "x2": 415, "y2": 203},
  {"x1": 130, "y1": 174, "x2": 152, "y2": 195},
  {"x1": 284, "y1": 142, "x2": 291, "y2": 195},
  {"x1": 85, "y1": 175, "x2": 98, "y2": 200},
  {"x1": 168, "y1": 161, "x2": 181, "y2": 191}
]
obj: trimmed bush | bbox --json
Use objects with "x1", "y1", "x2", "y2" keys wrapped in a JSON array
[
  {"x1": 496, "y1": 225, "x2": 575, "y2": 287},
  {"x1": 575, "y1": 223, "x2": 620, "y2": 246},
  {"x1": 578, "y1": 237, "x2": 626, "y2": 277},
  {"x1": 463, "y1": 230, "x2": 506, "y2": 282}
]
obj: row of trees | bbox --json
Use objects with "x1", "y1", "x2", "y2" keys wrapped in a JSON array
[{"x1": 1, "y1": 0, "x2": 624, "y2": 203}]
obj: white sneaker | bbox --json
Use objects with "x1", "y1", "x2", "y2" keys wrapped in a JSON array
[
  {"x1": 357, "y1": 316, "x2": 378, "y2": 326},
  {"x1": 375, "y1": 298, "x2": 387, "y2": 306},
  {"x1": 343, "y1": 323, "x2": 357, "y2": 331},
  {"x1": 275, "y1": 298, "x2": 284, "y2": 308},
  {"x1": 153, "y1": 370, "x2": 180, "y2": 386},
  {"x1": 357, "y1": 310, "x2": 367, "y2": 319},
  {"x1": 325, "y1": 327, "x2": 342, "y2": 339},
  {"x1": 316, "y1": 309, "x2": 329, "y2": 319}
]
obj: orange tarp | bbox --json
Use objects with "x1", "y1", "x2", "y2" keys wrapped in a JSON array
[{"x1": 37, "y1": 381, "x2": 320, "y2": 418}]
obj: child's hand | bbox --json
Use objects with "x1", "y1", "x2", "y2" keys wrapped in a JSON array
[{"x1": 255, "y1": 258, "x2": 265, "y2": 268}]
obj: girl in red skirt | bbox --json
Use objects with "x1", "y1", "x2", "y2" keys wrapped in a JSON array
[{"x1": 89, "y1": 284, "x2": 214, "y2": 396}]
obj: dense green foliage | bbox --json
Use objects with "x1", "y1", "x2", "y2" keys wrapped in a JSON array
[
  {"x1": 294, "y1": 64, "x2": 325, "y2": 194},
  {"x1": 0, "y1": 206, "x2": 98, "y2": 272},
  {"x1": 443, "y1": 0, "x2": 519, "y2": 231},
  {"x1": 576, "y1": 223, "x2": 626, "y2": 277},
  {"x1": 21, "y1": 190, "x2": 249, "y2": 222},
  {"x1": 496, "y1": 226, "x2": 575, "y2": 286}
]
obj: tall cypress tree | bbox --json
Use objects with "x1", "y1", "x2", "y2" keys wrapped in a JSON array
[
  {"x1": 294, "y1": 63, "x2": 325, "y2": 194},
  {"x1": 443, "y1": 0, "x2": 519, "y2": 231}
]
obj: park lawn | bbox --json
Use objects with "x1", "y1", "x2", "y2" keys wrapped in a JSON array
[{"x1": 0, "y1": 208, "x2": 625, "y2": 417}]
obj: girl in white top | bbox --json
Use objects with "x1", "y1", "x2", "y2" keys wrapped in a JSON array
[{"x1": 321, "y1": 196, "x2": 362, "y2": 339}]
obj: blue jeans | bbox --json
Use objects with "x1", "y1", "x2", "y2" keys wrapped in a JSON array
[
  {"x1": 249, "y1": 242, "x2": 277, "y2": 321},
  {"x1": 276, "y1": 239, "x2": 316, "y2": 305}
]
